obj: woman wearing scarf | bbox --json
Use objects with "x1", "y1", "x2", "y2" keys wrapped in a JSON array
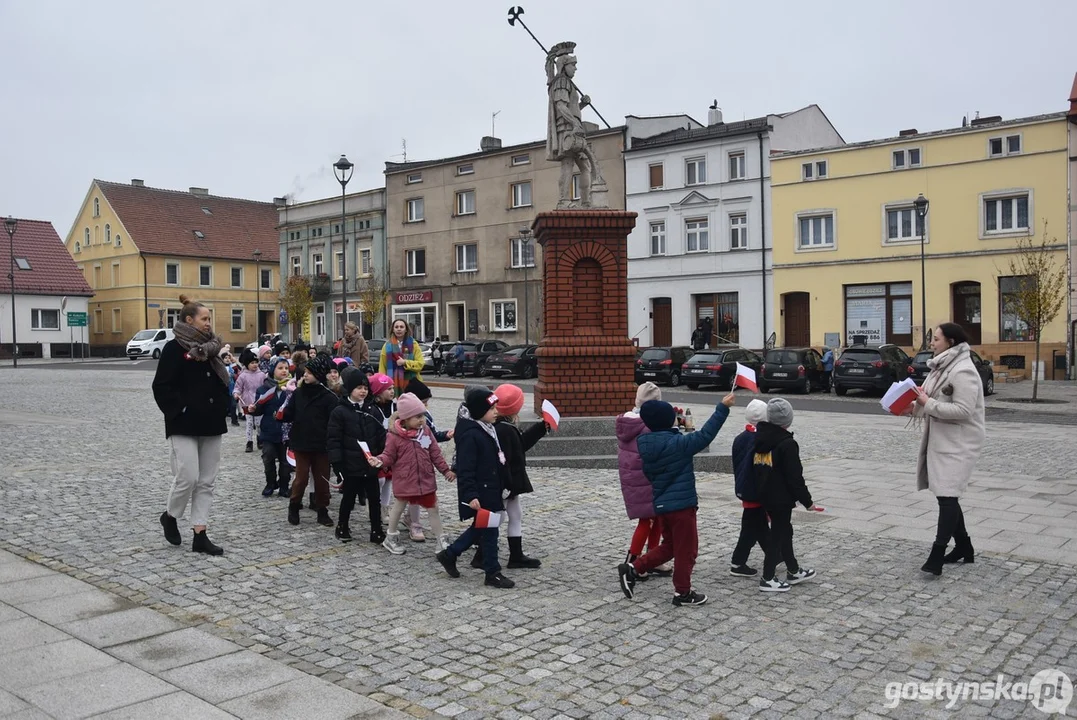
[
  {"x1": 338, "y1": 321, "x2": 370, "y2": 367},
  {"x1": 379, "y1": 319, "x2": 425, "y2": 394},
  {"x1": 152, "y1": 295, "x2": 230, "y2": 556},
  {"x1": 910, "y1": 322, "x2": 985, "y2": 576}
]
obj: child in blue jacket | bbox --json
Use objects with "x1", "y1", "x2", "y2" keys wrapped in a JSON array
[
  {"x1": 729, "y1": 399, "x2": 769, "y2": 577},
  {"x1": 618, "y1": 392, "x2": 736, "y2": 607},
  {"x1": 249, "y1": 357, "x2": 293, "y2": 497}
]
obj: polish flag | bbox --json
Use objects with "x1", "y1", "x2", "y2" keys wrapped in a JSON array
[
  {"x1": 541, "y1": 399, "x2": 561, "y2": 431},
  {"x1": 734, "y1": 363, "x2": 758, "y2": 392},
  {"x1": 462, "y1": 504, "x2": 502, "y2": 528},
  {"x1": 255, "y1": 387, "x2": 276, "y2": 406},
  {"x1": 357, "y1": 441, "x2": 376, "y2": 463},
  {"x1": 286, "y1": 448, "x2": 296, "y2": 467},
  {"x1": 881, "y1": 377, "x2": 919, "y2": 416}
]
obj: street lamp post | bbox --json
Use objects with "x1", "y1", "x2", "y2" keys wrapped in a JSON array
[
  {"x1": 252, "y1": 249, "x2": 262, "y2": 340},
  {"x1": 333, "y1": 155, "x2": 354, "y2": 341},
  {"x1": 5, "y1": 216, "x2": 17, "y2": 368},
  {"x1": 914, "y1": 193, "x2": 930, "y2": 350},
  {"x1": 519, "y1": 227, "x2": 533, "y2": 345}
]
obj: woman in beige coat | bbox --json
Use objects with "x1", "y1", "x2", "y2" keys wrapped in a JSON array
[{"x1": 911, "y1": 322, "x2": 986, "y2": 575}]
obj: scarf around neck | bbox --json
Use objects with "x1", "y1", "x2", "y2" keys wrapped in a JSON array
[
  {"x1": 923, "y1": 343, "x2": 969, "y2": 398},
  {"x1": 386, "y1": 337, "x2": 416, "y2": 391},
  {"x1": 173, "y1": 321, "x2": 229, "y2": 387},
  {"x1": 460, "y1": 406, "x2": 504, "y2": 464},
  {"x1": 341, "y1": 332, "x2": 364, "y2": 358}
]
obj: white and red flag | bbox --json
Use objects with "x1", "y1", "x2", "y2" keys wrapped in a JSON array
[
  {"x1": 255, "y1": 387, "x2": 276, "y2": 406},
  {"x1": 881, "y1": 378, "x2": 919, "y2": 416},
  {"x1": 460, "y1": 503, "x2": 502, "y2": 529},
  {"x1": 286, "y1": 448, "x2": 296, "y2": 467},
  {"x1": 541, "y1": 399, "x2": 561, "y2": 431},
  {"x1": 734, "y1": 363, "x2": 758, "y2": 392}
]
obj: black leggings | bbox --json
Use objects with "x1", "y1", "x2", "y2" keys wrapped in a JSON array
[
  {"x1": 339, "y1": 475, "x2": 381, "y2": 531},
  {"x1": 934, "y1": 496, "x2": 967, "y2": 545},
  {"x1": 762, "y1": 506, "x2": 799, "y2": 579}
]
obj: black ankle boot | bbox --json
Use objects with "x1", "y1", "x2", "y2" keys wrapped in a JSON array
[
  {"x1": 317, "y1": 508, "x2": 334, "y2": 527},
  {"x1": 160, "y1": 512, "x2": 181, "y2": 546},
  {"x1": 471, "y1": 545, "x2": 484, "y2": 569},
  {"x1": 335, "y1": 522, "x2": 352, "y2": 541},
  {"x1": 370, "y1": 527, "x2": 386, "y2": 544},
  {"x1": 921, "y1": 543, "x2": 947, "y2": 576},
  {"x1": 943, "y1": 536, "x2": 975, "y2": 564},
  {"x1": 192, "y1": 530, "x2": 224, "y2": 556},
  {"x1": 507, "y1": 536, "x2": 541, "y2": 569},
  {"x1": 288, "y1": 502, "x2": 301, "y2": 526}
]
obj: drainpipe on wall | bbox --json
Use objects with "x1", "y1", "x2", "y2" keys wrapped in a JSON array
[
  {"x1": 141, "y1": 253, "x2": 148, "y2": 328},
  {"x1": 758, "y1": 132, "x2": 768, "y2": 349}
]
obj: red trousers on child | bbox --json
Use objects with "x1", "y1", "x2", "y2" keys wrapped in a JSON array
[
  {"x1": 629, "y1": 516, "x2": 663, "y2": 556},
  {"x1": 631, "y1": 507, "x2": 698, "y2": 595}
]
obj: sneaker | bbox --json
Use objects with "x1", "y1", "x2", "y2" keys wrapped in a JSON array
[
  {"x1": 382, "y1": 533, "x2": 406, "y2": 555},
  {"x1": 617, "y1": 563, "x2": 637, "y2": 599},
  {"x1": 484, "y1": 572, "x2": 515, "y2": 589},
  {"x1": 409, "y1": 527, "x2": 426, "y2": 543},
  {"x1": 786, "y1": 568, "x2": 816, "y2": 585},
  {"x1": 369, "y1": 528, "x2": 386, "y2": 544},
  {"x1": 437, "y1": 535, "x2": 451, "y2": 553},
  {"x1": 261, "y1": 483, "x2": 275, "y2": 498},
  {"x1": 730, "y1": 564, "x2": 758, "y2": 577},
  {"x1": 335, "y1": 523, "x2": 352, "y2": 542},
  {"x1": 650, "y1": 562, "x2": 673, "y2": 577},
  {"x1": 759, "y1": 577, "x2": 790, "y2": 593},
  {"x1": 672, "y1": 590, "x2": 708, "y2": 607},
  {"x1": 436, "y1": 549, "x2": 460, "y2": 578}
]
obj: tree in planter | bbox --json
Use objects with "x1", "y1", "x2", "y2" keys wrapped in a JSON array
[
  {"x1": 280, "y1": 275, "x2": 314, "y2": 344},
  {"x1": 355, "y1": 268, "x2": 390, "y2": 339},
  {"x1": 1000, "y1": 221, "x2": 1066, "y2": 401}
]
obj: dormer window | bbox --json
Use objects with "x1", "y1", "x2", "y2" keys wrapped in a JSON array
[
  {"x1": 15, "y1": 258, "x2": 31, "y2": 270},
  {"x1": 194, "y1": 230, "x2": 205, "y2": 239}
]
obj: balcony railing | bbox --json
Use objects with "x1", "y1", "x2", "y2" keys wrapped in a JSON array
[{"x1": 310, "y1": 273, "x2": 331, "y2": 300}]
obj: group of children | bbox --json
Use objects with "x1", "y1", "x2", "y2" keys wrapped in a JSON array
[{"x1": 615, "y1": 382, "x2": 818, "y2": 607}]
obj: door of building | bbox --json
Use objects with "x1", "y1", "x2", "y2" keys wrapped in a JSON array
[
  {"x1": 652, "y1": 298, "x2": 672, "y2": 346},
  {"x1": 952, "y1": 282, "x2": 982, "y2": 345},
  {"x1": 783, "y1": 292, "x2": 810, "y2": 347}
]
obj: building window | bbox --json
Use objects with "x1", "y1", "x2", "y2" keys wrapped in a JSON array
[
  {"x1": 649, "y1": 221, "x2": 666, "y2": 256},
  {"x1": 815, "y1": 160, "x2": 828, "y2": 178},
  {"x1": 406, "y1": 248, "x2": 426, "y2": 277},
  {"x1": 685, "y1": 218, "x2": 709, "y2": 252},
  {"x1": 984, "y1": 193, "x2": 1029, "y2": 234},
  {"x1": 695, "y1": 293, "x2": 740, "y2": 344},
  {"x1": 803, "y1": 160, "x2": 828, "y2": 180},
  {"x1": 802, "y1": 162, "x2": 814, "y2": 180},
  {"x1": 844, "y1": 282, "x2": 913, "y2": 346},
  {"x1": 457, "y1": 163, "x2": 474, "y2": 175},
  {"x1": 406, "y1": 172, "x2": 422, "y2": 184},
  {"x1": 74, "y1": 242, "x2": 81, "y2": 254},
  {"x1": 491, "y1": 300, "x2": 517, "y2": 332},
  {"x1": 999, "y1": 275, "x2": 1033, "y2": 341},
  {"x1": 885, "y1": 205, "x2": 925, "y2": 243},
  {"x1": 511, "y1": 237, "x2": 535, "y2": 268},
  {"x1": 111, "y1": 263, "x2": 120, "y2": 286},
  {"x1": 93, "y1": 265, "x2": 101, "y2": 287},
  {"x1": 105, "y1": 224, "x2": 111, "y2": 243},
  {"x1": 199, "y1": 265, "x2": 212, "y2": 286},
  {"x1": 892, "y1": 148, "x2": 922, "y2": 169},
  {"x1": 335, "y1": 251, "x2": 345, "y2": 278},
  {"x1": 166, "y1": 263, "x2": 179, "y2": 285},
  {"x1": 166, "y1": 309, "x2": 180, "y2": 329},
  {"x1": 30, "y1": 308, "x2": 60, "y2": 330},
  {"x1": 685, "y1": 157, "x2": 706, "y2": 186},
  {"x1": 93, "y1": 198, "x2": 100, "y2": 217},
  {"x1": 511, "y1": 154, "x2": 530, "y2": 166},
  {"x1": 729, "y1": 214, "x2": 748, "y2": 250},
  {"x1": 112, "y1": 308, "x2": 122, "y2": 333},
  {"x1": 93, "y1": 308, "x2": 102, "y2": 334},
  {"x1": 231, "y1": 309, "x2": 244, "y2": 332},
  {"x1": 649, "y1": 163, "x2": 664, "y2": 189},
  {"x1": 360, "y1": 248, "x2": 371, "y2": 275},
  {"x1": 290, "y1": 256, "x2": 301, "y2": 276},
  {"x1": 115, "y1": 234, "x2": 121, "y2": 247},
  {"x1": 406, "y1": 197, "x2": 424, "y2": 222},
  {"x1": 511, "y1": 182, "x2": 532, "y2": 208},
  {"x1": 728, "y1": 152, "x2": 746, "y2": 181},
  {"x1": 312, "y1": 253, "x2": 324, "y2": 276},
  {"x1": 84, "y1": 228, "x2": 90, "y2": 246},
  {"x1": 310, "y1": 227, "x2": 323, "y2": 238},
  {"x1": 798, "y1": 213, "x2": 835, "y2": 249},
  {"x1": 455, "y1": 243, "x2": 478, "y2": 273},
  {"x1": 231, "y1": 267, "x2": 242, "y2": 287},
  {"x1": 260, "y1": 268, "x2": 271, "y2": 290},
  {"x1": 571, "y1": 174, "x2": 581, "y2": 201},
  {"x1": 456, "y1": 190, "x2": 476, "y2": 216},
  {"x1": 989, "y1": 134, "x2": 1022, "y2": 157}
]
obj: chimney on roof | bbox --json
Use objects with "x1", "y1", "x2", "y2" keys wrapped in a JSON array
[
  {"x1": 480, "y1": 136, "x2": 502, "y2": 152},
  {"x1": 273, "y1": 196, "x2": 288, "y2": 207},
  {"x1": 131, "y1": 178, "x2": 144, "y2": 187},
  {"x1": 708, "y1": 100, "x2": 723, "y2": 126},
  {"x1": 970, "y1": 115, "x2": 1002, "y2": 127},
  {"x1": 189, "y1": 187, "x2": 209, "y2": 197},
  {"x1": 898, "y1": 129, "x2": 918, "y2": 137}
]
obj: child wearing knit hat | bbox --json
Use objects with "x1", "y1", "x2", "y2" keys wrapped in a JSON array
[
  {"x1": 280, "y1": 353, "x2": 339, "y2": 528},
  {"x1": 728, "y1": 399, "x2": 770, "y2": 577}
]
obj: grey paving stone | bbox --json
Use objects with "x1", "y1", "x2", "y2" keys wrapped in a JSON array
[
  {"x1": 0, "y1": 687, "x2": 31, "y2": 715},
  {"x1": 87, "y1": 690, "x2": 238, "y2": 720},
  {"x1": 60, "y1": 606, "x2": 183, "y2": 647},
  {"x1": 161, "y1": 650, "x2": 307, "y2": 704},
  {"x1": 19, "y1": 662, "x2": 174, "y2": 719},
  {"x1": 0, "y1": 638, "x2": 117, "y2": 688},
  {"x1": 0, "y1": 559, "x2": 55, "y2": 584},
  {"x1": 21, "y1": 588, "x2": 136, "y2": 625},
  {"x1": 0, "y1": 615, "x2": 69, "y2": 653},
  {"x1": 0, "y1": 572, "x2": 89, "y2": 606},
  {"x1": 218, "y1": 674, "x2": 410, "y2": 719},
  {"x1": 0, "y1": 603, "x2": 26, "y2": 624},
  {"x1": 108, "y1": 628, "x2": 241, "y2": 673}
]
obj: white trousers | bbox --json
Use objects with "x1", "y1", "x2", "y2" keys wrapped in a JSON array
[
  {"x1": 167, "y1": 435, "x2": 221, "y2": 527},
  {"x1": 379, "y1": 478, "x2": 423, "y2": 529},
  {"x1": 501, "y1": 495, "x2": 523, "y2": 538}
]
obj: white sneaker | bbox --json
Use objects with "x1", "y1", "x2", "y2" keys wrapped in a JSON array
[
  {"x1": 759, "y1": 577, "x2": 790, "y2": 593},
  {"x1": 382, "y1": 533, "x2": 406, "y2": 555},
  {"x1": 786, "y1": 568, "x2": 816, "y2": 585},
  {"x1": 437, "y1": 535, "x2": 451, "y2": 552}
]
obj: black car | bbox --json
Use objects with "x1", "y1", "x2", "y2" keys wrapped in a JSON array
[
  {"x1": 833, "y1": 344, "x2": 912, "y2": 396},
  {"x1": 908, "y1": 349, "x2": 995, "y2": 396},
  {"x1": 682, "y1": 347, "x2": 763, "y2": 390},
  {"x1": 486, "y1": 345, "x2": 539, "y2": 379},
  {"x1": 759, "y1": 347, "x2": 826, "y2": 394},
  {"x1": 635, "y1": 346, "x2": 695, "y2": 387},
  {"x1": 444, "y1": 339, "x2": 510, "y2": 377}
]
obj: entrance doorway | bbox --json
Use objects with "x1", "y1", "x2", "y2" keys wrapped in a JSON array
[
  {"x1": 651, "y1": 297, "x2": 671, "y2": 346},
  {"x1": 783, "y1": 292, "x2": 810, "y2": 346},
  {"x1": 952, "y1": 281, "x2": 982, "y2": 345},
  {"x1": 447, "y1": 302, "x2": 466, "y2": 341}
]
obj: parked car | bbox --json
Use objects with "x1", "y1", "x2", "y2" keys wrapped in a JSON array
[
  {"x1": 759, "y1": 347, "x2": 827, "y2": 394},
  {"x1": 832, "y1": 344, "x2": 912, "y2": 396},
  {"x1": 486, "y1": 345, "x2": 539, "y2": 379},
  {"x1": 682, "y1": 346, "x2": 763, "y2": 390},
  {"x1": 634, "y1": 346, "x2": 695, "y2": 387},
  {"x1": 444, "y1": 339, "x2": 511, "y2": 377},
  {"x1": 908, "y1": 349, "x2": 995, "y2": 396},
  {"x1": 126, "y1": 328, "x2": 174, "y2": 360}
]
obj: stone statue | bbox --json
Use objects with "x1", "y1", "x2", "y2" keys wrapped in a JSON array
[{"x1": 545, "y1": 41, "x2": 608, "y2": 209}]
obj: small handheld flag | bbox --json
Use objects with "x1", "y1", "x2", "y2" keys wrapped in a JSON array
[
  {"x1": 881, "y1": 378, "x2": 918, "y2": 416},
  {"x1": 541, "y1": 399, "x2": 561, "y2": 431},
  {"x1": 255, "y1": 387, "x2": 276, "y2": 406},
  {"x1": 357, "y1": 441, "x2": 376, "y2": 463},
  {"x1": 286, "y1": 448, "x2": 296, "y2": 467},
  {"x1": 461, "y1": 503, "x2": 502, "y2": 528},
  {"x1": 734, "y1": 363, "x2": 758, "y2": 392}
]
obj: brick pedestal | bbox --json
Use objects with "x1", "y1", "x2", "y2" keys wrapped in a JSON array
[{"x1": 533, "y1": 210, "x2": 638, "y2": 417}]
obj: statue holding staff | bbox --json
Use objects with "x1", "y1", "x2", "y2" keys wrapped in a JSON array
[{"x1": 545, "y1": 41, "x2": 608, "y2": 208}]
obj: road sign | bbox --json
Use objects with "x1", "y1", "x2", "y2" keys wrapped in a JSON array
[
  {"x1": 147, "y1": 303, "x2": 161, "y2": 308},
  {"x1": 67, "y1": 311, "x2": 88, "y2": 327}
]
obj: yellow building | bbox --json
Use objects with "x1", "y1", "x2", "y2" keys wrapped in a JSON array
[
  {"x1": 64, "y1": 180, "x2": 282, "y2": 355},
  {"x1": 771, "y1": 112, "x2": 1069, "y2": 376}
]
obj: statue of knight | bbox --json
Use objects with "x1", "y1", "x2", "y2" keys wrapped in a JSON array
[{"x1": 545, "y1": 41, "x2": 609, "y2": 209}]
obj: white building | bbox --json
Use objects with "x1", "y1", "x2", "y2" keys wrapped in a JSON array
[{"x1": 624, "y1": 104, "x2": 843, "y2": 350}]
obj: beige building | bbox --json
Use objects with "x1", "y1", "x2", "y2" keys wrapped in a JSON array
[{"x1": 384, "y1": 129, "x2": 626, "y2": 344}]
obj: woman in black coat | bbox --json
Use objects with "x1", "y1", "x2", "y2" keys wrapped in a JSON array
[{"x1": 152, "y1": 295, "x2": 229, "y2": 556}]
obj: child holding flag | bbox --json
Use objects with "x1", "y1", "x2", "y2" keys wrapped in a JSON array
[
  {"x1": 234, "y1": 349, "x2": 266, "y2": 453},
  {"x1": 248, "y1": 358, "x2": 294, "y2": 497},
  {"x1": 327, "y1": 367, "x2": 387, "y2": 544}
]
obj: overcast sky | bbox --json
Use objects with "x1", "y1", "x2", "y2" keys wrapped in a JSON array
[{"x1": 3, "y1": 0, "x2": 1075, "y2": 239}]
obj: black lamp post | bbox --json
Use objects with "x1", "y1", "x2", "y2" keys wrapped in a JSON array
[
  {"x1": 252, "y1": 249, "x2": 262, "y2": 339},
  {"x1": 519, "y1": 227, "x2": 533, "y2": 345},
  {"x1": 5, "y1": 216, "x2": 17, "y2": 368},
  {"x1": 333, "y1": 154, "x2": 354, "y2": 341},
  {"x1": 914, "y1": 193, "x2": 930, "y2": 350}
]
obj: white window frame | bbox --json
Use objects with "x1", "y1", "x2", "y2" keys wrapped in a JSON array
[
  {"x1": 571, "y1": 174, "x2": 581, "y2": 201},
  {"x1": 648, "y1": 162, "x2": 664, "y2": 190},
  {"x1": 882, "y1": 203, "x2": 927, "y2": 245},
  {"x1": 231, "y1": 308, "x2": 244, "y2": 332},
  {"x1": 511, "y1": 154, "x2": 530, "y2": 166},
  {"x1": 114, "y1": 234, "x2": 121, "y2": 247},
  {"x1": 74, "y1": 242, "x2": 81, "y2": 254},
  {"x1": 166, "y1": 262, "x2": 179, "y2": 286},
  {"x1": 230, "y1": 266, "x2": 243, "y2": 288},
  {"x1": 30, "y1": 308, "x2": 60, "y2": 330},
  {"x1": 406, "y1": 172, "x2": 422, "y2": 184},
  {"x1": 312, "y1": 253, "x2": 324, "y2": 276},
  {"x1": 290, "y1": 256, "x2": 302, "y2": 276},
  {"x1": 510, "y1": 237, "x2": 535, "y2": 268},
  {"x1": 456, "y1": 189, "x2": 476, "y2": 216},
  {"x1": 795, "y1": 210, "x2": 837, "y2": 252},
  {"x1": 988, "y1": 134, "x2": 1022, "y2": 158},
  {"x1": 457, "y1": 163, "x2": 474, "y2": 175},
  {"x1": 802, "y1": 162, "x2": 814, "y2": 180},
  {"x1": 729, "y1": 213, "x2": 748, "y2": 250},
  {"x1": 892, "y1": 148, "x2": 922, "y2": 170},
  {"x1": 815, "y1": 160, "x2": 828, "y2": 179},
  {"x1": 406, "y1": 197, "x2": 424, "y2": 222},
  {"x1": 455, "y1": 243, "x2": 478, "y2": 273},
  {"x1": 105, "y1": 224, "x2": 111, "y2": 244},
  {"x1": 359, "y1": 248, "x2": 371, "y2": 276},
  {"x1": 685, "y1": 217, "x2": 709, "y2": 253},
  {"x1": 199, "y1": 264, "x2": 212, "y2": 287},
  {"x1": 111, "y1": 307, "x2": 122, "y2": 333},
  {"x1": 84, "y1": 228, "x2": 90, "y2": 246},
  {"x1": 93, "y1": 198, "x2": 100, "y2": 217},
  {"x1": 335, "y1": 250, "x2": 345, "y2": 278},
  {"x1": 511, "y1": 182, "x2": 532, "y2": 208},
  {"x1": 490, "y1": 299, "x2": 518, "y2": 332},
  {"x1": 405, "y1": 248, "x2": 426, "y2": 277},
  {"x1": 980, "y1": 190, "x2": 1032, "y2": 239},
  {"x1": 260, "y1": 267, "x2": 272, "y2": 290},
  {"x1": 165, "y1": 309, "x2": 180, "y2": 329},
  {"x1": 649, "y1": 221, "x2": 666, "y2": 256},
  {"x1": 728, "y1": 152, "x2": 746, "y2": 181},
  {"x1": 685, "y1": 157, "x2": 707, "y2": 186}
]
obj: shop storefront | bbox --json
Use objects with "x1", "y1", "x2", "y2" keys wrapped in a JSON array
[
  {"x1": 391, "y1": 290, "x2": 438, "y2": 342},
  {"x1": 843, "y1": 282, "x2": 912, "y2": 346}
]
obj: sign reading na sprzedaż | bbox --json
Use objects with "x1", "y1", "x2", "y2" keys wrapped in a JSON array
[{"x1": 394, "y1": 290, "x2": 433, "y2": 304}]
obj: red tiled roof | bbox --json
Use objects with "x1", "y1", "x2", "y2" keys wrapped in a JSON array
[
  {"x1": 0, "y1": 219, "x2": 93, "y2": 297},
  {"x1": 96, "y1": 180, "x2": 280, "y2": 262}
]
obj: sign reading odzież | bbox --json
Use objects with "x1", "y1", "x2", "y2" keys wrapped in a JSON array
[{"x1": 395, "y1": 290, "x2": 433, "y2": 304}]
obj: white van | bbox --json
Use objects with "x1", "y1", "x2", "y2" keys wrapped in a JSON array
[{"x1": 126, "y1": 328, "x2": 174, "y2": 360}]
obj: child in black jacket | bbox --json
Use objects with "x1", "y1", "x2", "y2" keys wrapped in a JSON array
[
  {"x1": 281, "y1": 353, "x2": 339, "y2": 528},
  {"x1": 327, "y1": 368, "x2": 387, "y2": 544}
]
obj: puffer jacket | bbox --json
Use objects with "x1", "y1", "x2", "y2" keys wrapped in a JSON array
[
  {"x1": 376, "y1": 420, "x2": 451, "y2": 498},
  {"x1": 616, "y1": 412, "x2": 653, "y2": 520},
  {"x1": 731, "y1": 427, "x2": 759, "y2": 503},
  {"x1": 248, "y1": 380, "x2": 289, "y2": 444},
  {"x1": 495, "y1": 419, "x2": 547, "y2": 498},
  {"x1": 453, "y1": 416, "x2": 509, "y2": 520},
  {"x1": 280, "y1": 381, "x2": 338, "y2": 453},
  {"x1": 752, "y1": 422, "x2": 813, "y2": 510},
  {"x1": 636, "y1": 404, "x2": 730, "y2": 515},
  {"x1": 326, "y1": 397, "x2": 386, "y2": 478},
  {"x1": 233, "y1": 368, "x2": 265, "y2": 406}
]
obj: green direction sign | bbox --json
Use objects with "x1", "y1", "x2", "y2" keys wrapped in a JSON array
[{"x1": 67, "y1": 311, "x2": 88, "y2": 327}]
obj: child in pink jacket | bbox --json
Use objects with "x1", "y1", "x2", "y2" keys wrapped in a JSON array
[
  {"x1": 233, "y1": 349, "x2": 266, "y2": 452},
  {"x1": 369, "y1": 393, "x2": 455, "y2": 556}
]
